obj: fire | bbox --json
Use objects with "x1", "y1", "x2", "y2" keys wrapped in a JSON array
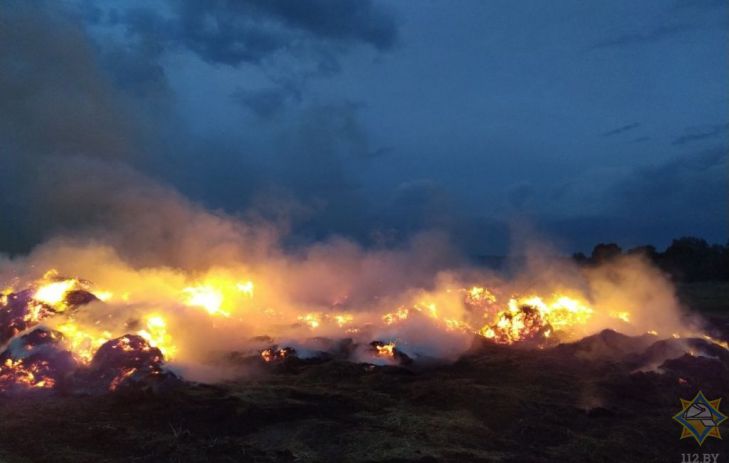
[
  {"x1": 137, "y1": 315, "x2": 176, "y2": 359},
  {"x1": 183, "y1": 285, "x2": 226, "y2": 316},
  {"x1": 334, "y1": 314, "x2": 353, "y2": 327},
  {"x1": 416, "y1": 302, "x2": 439, "y2": 318},
  {"x1": 24, "y1": 300, "x2": 47, "y2": 324},
  {"x1": 610, "y1": 311, "x2": 631, "y2": 323},
  {"x1": 109, "y1": 367, "x2": 137, "y2": 391},
  {"x1": 479, "y1": 294, "x2": 594, "y2": 344},
  {"x1": 94, "y1": 291, "x2": 113, "y2": 302},
  {"x1": 374, "y1": 342, "x2": 396, "y2": 359},
  {"x1": 383, "y1": 307, "x2": 409, "y2": 325},
  {"x1": 237, "y1": 281, "x2": 255, "y2": 297},
  {"x1": 0, "y1": 359, "x2": 56, "y2": 391},
  {"x1": 1, "y1": 286, "x2": 13, "y2": 306},
  {"x1": 0, "y1": 255, "x2": 724, "y2": 394},
  {"x1": 182, "y1": 276, "x2": 256, "y2": 317},
  {"x1": 379, "y1": 292, "x2": 596, "y2": 345},
  {"x1": 55, "y1": 320, "x2": 112, "y2": 363},
  {"x1": 703, "y1": 335, "x2": 729, "y2": 350},
  {"x1": 260, "y1": 346, "x2": 294, "y2": 362},
  {"x1": 0, "y1": 358, "x2": 56, "y2": 390},
  {"x1": 34, "y1": 280, "x2": 76, "y2": 306},
  {"x1": 466, "y1": 286, "x2": 496, "y2": 305},
  {"x1": 298, "y1": 313, "x2": 321, "y2": 329}
]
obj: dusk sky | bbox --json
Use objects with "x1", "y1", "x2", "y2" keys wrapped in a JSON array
[{"x1": 1, "y1": 0, "x2": 727, "y2": 256}]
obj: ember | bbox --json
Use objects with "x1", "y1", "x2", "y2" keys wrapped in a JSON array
[
  {"x1": 369, "y1": 341, "x2": 412, "y2": 365},
  {"x1": 0, "y1": 328, "x2": 76, "y2": 392},
  {"x1": 0, "y1": 358, "x2": 56, "y2": 390},
  {"x1": 260, "y1": 345, "x2": 296, "y2": 363},
  {"x1": 85, "y1": 335, "x2": 165, "y2": 392},
  {"x1": 373, "y1": 341, "x2": 396, "y2": 358}
]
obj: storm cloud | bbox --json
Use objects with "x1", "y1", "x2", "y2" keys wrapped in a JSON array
[
  {"x1": 117, "y1": 0, "x2": 397, "y2": 67},
  {"x1": 0, "y1": 0, "x2": 726, "y2": 259},
  {"x1": 672, "y1": 124, "x2": 728, "y2": 146}
]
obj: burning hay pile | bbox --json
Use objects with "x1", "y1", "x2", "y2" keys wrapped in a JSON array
[
  {"x1": 0, "y1": 272, "x2": 175, "y2": 394},
  {"x1": 2, "y1": 255, "x2": 726, "y2": 397}
]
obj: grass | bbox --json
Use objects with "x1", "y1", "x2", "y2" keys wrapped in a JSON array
[
  {"x1": 676, "y1": 281, "x2": 729, "y2": 313},
  {"x1": 1, "y1": 336, "x2": 727, "y2": 462}
]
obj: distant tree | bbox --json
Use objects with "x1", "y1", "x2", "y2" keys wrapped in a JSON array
[
  {"x1": 574, "y1": 237, "x2": 728, "y2": 282},
  {"x1": 664, "y1": 236, "x2": 710, "y2": 255},
  {"x1": 659, "y1": 237, "x2": 727, "y2": 282},
  {"x1": 626, "y1": 245, "x2": 657, "y2": 259},
  {"x1": 590, "y1": 243, "x2": 622, "y2": 264}
]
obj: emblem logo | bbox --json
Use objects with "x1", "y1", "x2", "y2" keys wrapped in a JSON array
[{"x1": 673, "y1": 391, "x2": 727, "y2": 446}]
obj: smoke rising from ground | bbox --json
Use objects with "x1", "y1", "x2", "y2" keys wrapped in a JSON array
[{"x1": 0, "y1": 226, "x2": 702, "y2": 383}]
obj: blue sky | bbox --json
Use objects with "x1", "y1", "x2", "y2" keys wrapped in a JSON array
[{"x1": 1, "y1": 0, "x2": 727, "y2": 255}]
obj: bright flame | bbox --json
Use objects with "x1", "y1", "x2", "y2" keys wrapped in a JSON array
[
  {"x1": 109, "y1": 367, "x2": 137, "y2": 391},
  {"x1": 467, "y1": 286, "x2": 496, "y2": 304},
  {"x1": 375, "y1": 342, "x2": 396, "y2": 359},
  {"x1": 260, "y1": 346, "x2": 291, "y2": 362},
  {"x1": 237, "y1": 281, "x2": 254, "y2": 297},
  {"x1": 183, "y1": 285, "x2": 226, "y2": 316},
  {"x1": 95, "y1": 291, "x2": 113, "y2": 302},
  {"x1": 479, "y1": 294, "x2": 594, "y2": 344},
  {"x1": 610, "y1": 311, "x2": 631, "y2": 323},
  {"x1": 334, "y1": 314, "x2": 353, "y2": 327},
  {"x1": 34, "y1": 279, "x2": 76, "y2": 307},
  {"x1": 298, "y1": 313, "x2": 321, "y2": 329},
  {"x1": 137, "y1": 314, "x2": 177, "y2": 359},
  {"x1": 56, "y1": 320, "x2": 112, "y2": 363},
  {"x1": 383, "y1": 307, "x2": 409, "y2": 325}
]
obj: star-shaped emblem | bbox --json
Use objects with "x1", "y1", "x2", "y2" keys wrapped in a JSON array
[{"x1": 673, "y1": 391, "x2": 727, "y2": 446}]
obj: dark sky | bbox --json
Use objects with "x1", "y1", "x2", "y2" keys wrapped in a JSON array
[{"x1": 1, "y1": 0, "x2": 727, "y2": 255}]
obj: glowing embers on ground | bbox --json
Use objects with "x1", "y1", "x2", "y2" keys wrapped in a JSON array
[
  {"x1": 0, "y1": 358, "x2": 56, "y2": 390},
  {"x1": 260, "y1": 345, "x2": 296, "y2": 363},
  {"x1": 369, "y1": 341, "x2": 412, "y2": 365},
  {"x1": 373, "y1": 341, "x2": 396, "y2": 358}
]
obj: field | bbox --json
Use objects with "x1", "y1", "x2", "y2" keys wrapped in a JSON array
[
  {"x1": 1, "y1": 283, "x2": 728, "y2": 463},
  {"x1": 677, "y1": 281, "x2": 729, "y2": 314}
]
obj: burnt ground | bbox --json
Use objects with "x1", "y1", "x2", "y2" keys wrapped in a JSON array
[{"x1": 1, "y1": 320, "x2": 729, "y2": 463}]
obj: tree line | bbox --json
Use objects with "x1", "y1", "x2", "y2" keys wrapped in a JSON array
[{"x1": 573, "y1": 236, "x2": 729, "y2": 282}]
